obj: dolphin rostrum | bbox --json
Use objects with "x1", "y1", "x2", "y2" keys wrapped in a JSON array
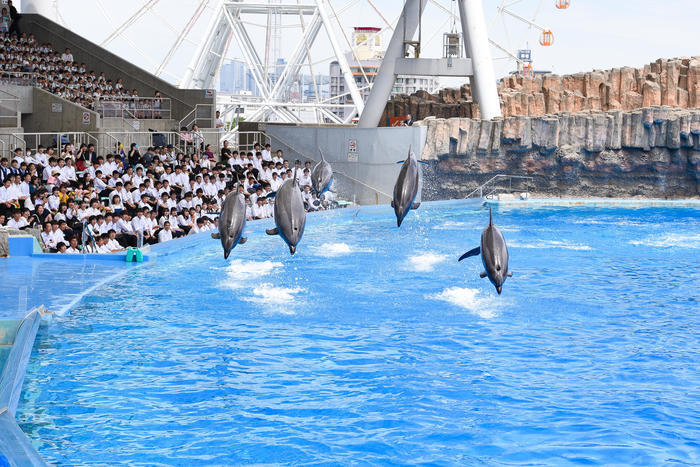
[
  {"x1": 312, "y1": 148, "x2": 333, "y2": 195},
  {"x1": 458, "y1": 208, "x2": 513, "y2": 294},
  {"x1": 266, "y1": 171, "x2": 306, "y2": 255},
  {"x1": 391, "y1": 147, "x2": 421, "y2": 227},
  {"x1": 215, "y1": 190, "x2": 247, "y2": 259}
]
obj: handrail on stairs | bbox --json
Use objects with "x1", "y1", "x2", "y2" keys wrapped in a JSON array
[{"x1": 465, "y1": 174, "x2": 534, "y2": 199}]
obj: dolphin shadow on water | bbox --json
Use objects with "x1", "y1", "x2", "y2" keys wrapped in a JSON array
[
  {"x1": 458, "y1": 208, "x2": 513, "y2": 294},
  {"x1": 212, "y1": 190, "x2": 247, "y2": 259},
  {"x1": 266, "y1": 170, "x2": 306, "y2": 255}
]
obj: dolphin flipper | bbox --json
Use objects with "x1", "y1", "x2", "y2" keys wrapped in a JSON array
[
  {"x1": 239, "y1": 237, "x2": 248, "y2": 244},
  {"x1": 265, "y1": 228, "x2": 279, "y2": 236},
  {"x1": 391, "y1": 201, "x2": 395, "y2": 208},
  {"x1": 480, "y1": 271, "x2": 487, "y2": 278},
  {"x1": 211, "y1": 233, "x2": 221, "y2": 239},
  {"x1": 411, "y1": 202, "x2": 421, "y2": 210},
  {"x1": 458, "y1": 247, "x2": 481, "y2": 261}
]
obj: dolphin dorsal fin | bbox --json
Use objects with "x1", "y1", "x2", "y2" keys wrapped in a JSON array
[{"x1": 489, "y1": 207, "x2": 493, "y2": 226}]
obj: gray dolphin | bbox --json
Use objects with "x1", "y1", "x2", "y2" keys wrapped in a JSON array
[
  {"x1": 458, "y1": 208, "x2": 513, "y2": 294},
  {"x1": 214, "y1": 191, "x2": 247, "y2": 259},
  {"x1": 391, "y1": 147, "x2": 421, "y2": 227},
  {"x1": 312, "y1": 148, "x2": 333, "y2": 195},
  {"x1": 266, "y1": 172, "x2": 306, "y2": 255}
]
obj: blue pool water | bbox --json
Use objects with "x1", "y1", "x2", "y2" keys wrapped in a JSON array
[{"x1": 16, "y1": 201, "x2": 700, "y2": 465}]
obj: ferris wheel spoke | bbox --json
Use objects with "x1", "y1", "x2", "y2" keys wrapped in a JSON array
[
  {"x1": 155, "y1": 0, "x2": 211, "y2": 77},
  {"x1": 100, "y1": 0, "x2": 160, "y2": 47}
]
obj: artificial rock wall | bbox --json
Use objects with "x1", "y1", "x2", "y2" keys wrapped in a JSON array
[
  {"x1": 381, "y1": 57, "x2": 700, "y2": 123},
  {"x1": 417, "y1": 107, "x2": 700, "y2": 199}
]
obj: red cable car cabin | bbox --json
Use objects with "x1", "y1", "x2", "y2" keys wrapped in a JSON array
[{"x1": 555, "y1": 0, "x2": 570, "y2": 9}]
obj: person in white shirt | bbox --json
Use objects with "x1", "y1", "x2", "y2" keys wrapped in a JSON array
[
  {"x1": 61, "y1": 48, "x2": 74, "y2": 62},
  {"x1": 301, "y1": 185, "x2": 313, "y2": 207},
  {"x1": 41, "y1": 223, "x2": 56, "y2": 248},
  {"x1": 299, "y1": 168, "x2": 312, "y2": 189},
  {"x1": 261, "y1": 143, "x2": 272, "y2": 162},
  {"x1": 51, "y1": 223, "x2": 66, "y2": 245},
  {"x1": 65, "y1": 237, "x2": 81, "y2": 254},
  {"x1": 251, "y1": 197, "x2": 267, "y2": 219},
  {"x1": 178, "y1": 192, "x2": 194, "y2": 212},
  {"x1": 60, "y1": 158, "x2": 77, "y2": 183},
  {"x1": 106, "y1": 231, "x2": 123, "y2": 251},
  {"x1": 158, "y1": 221, "x2": 173, "y2": 243},
  {"x1": 272, "y1": 150, "x2": 284, "y2": 165},
  {"x1": 270, "y1": 172, "x2": 283, "y2": 192},
  {"x1": 7, "y1": 211, "x2": 28, "y2": 229}
]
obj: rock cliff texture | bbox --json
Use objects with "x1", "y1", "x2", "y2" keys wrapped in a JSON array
[
  {"x1": 381, "y1": 57, "x2": 700, "y2": 124},
  {"x1": 416, "y1": 107, "x2": 700, "y2": 199}
]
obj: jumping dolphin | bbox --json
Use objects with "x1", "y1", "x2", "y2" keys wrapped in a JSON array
[
  {"x1": 265, "y1": 171, "x2": 306, "y2": 255},
  {"x1": 312, "y1": 148, "x2": 333, "y2": 195},
  {"x1": 214, "y1": 190, "x2": 247, "y2": 259},
  {"x1": 458, "y1": 208, "x2": 512, "y2": 294},
  {"x1": 391, "y1": 147, "x2": 421, "y2": 227}
]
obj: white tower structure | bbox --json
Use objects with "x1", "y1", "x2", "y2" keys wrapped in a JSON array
[{"x1": 181, "y1": 0, "x2": 367, "y2": 137}]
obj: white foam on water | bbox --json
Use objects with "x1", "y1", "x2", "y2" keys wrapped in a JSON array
[
  {"x1": 629, "y1": 233, "x2": 700, "y2": 249},
  {"x1": 429, "y1": 287, "x2": 498, "y2": 319},
  {"x1": 433, "y1": 221, "x2": 470, "y2": 230},
  {"x1": 509, "y1": 240, "x2": 592, "y2": 251},
  {"x1": 243, "y1": 283, "x2": 306, "y2": 313},
  {"x1": 407, "y1": 253, "x2": 448, "y2": 272},
  {"x1": 311, "y1": 242, "x2": 374, "y2": 257},
  {"x1": 220, "y1": 259, "x2": 283, "y2": 289}
]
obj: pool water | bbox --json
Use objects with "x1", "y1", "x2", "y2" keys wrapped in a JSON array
[{"x1": 17, "y1": 201, "x2": 700, "y2": 465}]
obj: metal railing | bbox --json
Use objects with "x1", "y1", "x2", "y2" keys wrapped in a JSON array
[
  {"x1": 0, "y1": 71, "x2": 38, "y2": 87},
  {"x1": 465, "y1": 174, "x2": 534, "y2": 200},
  {"x1": 179, "y1": 104, "x2": 215, "y2": 130},
  {"x1": 101, "y1": 131, "x2": 186, "y2": 155},
  {"x1": 226, "y1": 131, "x2": 271, "y2": 153},
  {"x1": 0, "y1": 89, "x2": 20, "y2": 128},
  {"x1": 10, "y1": 132, "x2": 99, "y2": 156},
  {"x1": 95, "y1": 97, "x2": 172, "y2": 120}
]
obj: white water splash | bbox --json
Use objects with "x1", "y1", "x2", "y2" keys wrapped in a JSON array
[
  {"x1": 429, "y1": 287, "x2": 498, "y2": 319},
  {"x1": 407, "y1": 253, "x2": 448, "y2": 272},
  {"x1": 220, "y1": 259, "x2": 283, "y2": 289},
  {"x1": 312, "y1": 242, "x2": 374, "y2": 257},
  {"x1": 509, "y1": 240, "x2": 592, "y2": 251},
  {"x1": 629, "y1": 233, "x2": 700, "y2": 249},
  {"x1": 243, "y1": 283, "x2": 306, "y2": 311}
]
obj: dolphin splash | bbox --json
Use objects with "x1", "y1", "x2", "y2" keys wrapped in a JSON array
[
  {"x1": 266, "y1": 172, "x2": 306, "y2": 255},
  {"x1": 458, "y1": 208, "x2": 513, "y2": 294}
]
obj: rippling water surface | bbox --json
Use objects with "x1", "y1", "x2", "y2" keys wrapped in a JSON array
[{"x1": 16, "y1": 201, "x2": 700, "y2": 465}]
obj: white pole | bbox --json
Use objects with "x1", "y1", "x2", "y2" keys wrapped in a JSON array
[
  {"x1": 357, "y1": 0, "x2": 426, "y2": 128},
  {"x1": 315, "y1": 0, "x2": 365, "y2": 115},
  {"x1": 459, "y1": 0, "x2": 502, "y2": 119}
]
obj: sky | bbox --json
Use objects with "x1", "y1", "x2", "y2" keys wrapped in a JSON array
[{"x1": 18, "y1": 0, "x2": 700, "y2": 89}]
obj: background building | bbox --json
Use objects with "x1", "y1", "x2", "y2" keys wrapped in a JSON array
[{"x1": 329, "y1": 27, "x2": 440, "y2": 121}]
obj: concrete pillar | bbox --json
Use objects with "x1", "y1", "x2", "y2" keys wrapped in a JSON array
[
  {"x1": 358, "y1": 0, "x2": 427, "y2": 128},
  {"x1": 458, "y1": 0, "x2": 502, "y2": 120}
]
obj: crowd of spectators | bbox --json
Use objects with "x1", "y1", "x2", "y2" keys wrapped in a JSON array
[
  {"x1": 0, "y1": 141, "x2": 334, "y2": 254},
  {"x1": 0, "y1": 2, "x2": 162, "y2": 117}
]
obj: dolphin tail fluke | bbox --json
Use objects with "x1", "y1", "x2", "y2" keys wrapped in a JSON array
[
  {"x1": 265, "y1": 228, "x2": 279, "y2": 236},
  {"x1": 479, "y1": 271, "x2": 487, "y2": 278},
  {"x1": 458, "y1": 246, "x2": 481, "y2": 261},
  {"x1": 239, "y1": 237, "x2": 248, "y2": 244},
  {"x1": 411, "y1": 202, "x2": 421, "y2": 210}
]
